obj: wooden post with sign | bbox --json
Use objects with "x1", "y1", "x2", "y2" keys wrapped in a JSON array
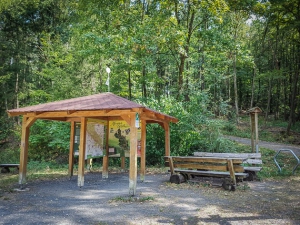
[{"x1": 247, "y1": 107, "x2": 262, "y2": 153}]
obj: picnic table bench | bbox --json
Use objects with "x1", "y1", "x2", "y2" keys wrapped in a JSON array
[
  {"x1": 0, "y1": 164, "x2": 20, "y2": 173},
  {"x1": 165, "y1": 156, "x2": 249, "y2": 191},
  {"x1": 193, "y1": 152, "x2": 263, "y2": 181}
]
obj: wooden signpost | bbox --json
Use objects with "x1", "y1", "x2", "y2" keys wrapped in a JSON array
[{"x1": 247, "y1": 107, "x2": 262, "y2": 153}]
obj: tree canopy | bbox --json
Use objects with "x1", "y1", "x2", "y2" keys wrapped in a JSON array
[{"x1": 0, "y1": 0, "x2": 299, "y2": 163}]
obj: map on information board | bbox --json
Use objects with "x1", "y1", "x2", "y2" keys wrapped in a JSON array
[
  {"x1": 108, "y1": 120, "x2": 141, "y2": 157},
  {"x1": 74, "y1": 119, "x2": 106, "y2": 159}
]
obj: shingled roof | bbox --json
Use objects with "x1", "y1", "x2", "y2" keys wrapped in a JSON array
[
  {"x1": 7, "y1": 92, "x2": 144, "y2": 113},
  {"x1": 7, "y1": 92, "x2": 178, "y2": 123}
]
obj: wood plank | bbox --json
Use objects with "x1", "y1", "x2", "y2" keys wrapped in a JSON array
[
  {"x1": 243, "y1": 159, "x2": 263, "y2": 164},
  {"x1": 172, "y1": 157, "x2": 244, "y2": 164},
  {"x1": 24, "y1": 110, "x2": 133, "y2": 119},
  {"x1": 173, "y1": 169, "x2": 248, "y2": 177},
  {"x1": 172, "y1": 163, "x2": 245, "y2": 172},
  {"x1": 244, "y1": 166, "x2": 262, "y2": 172},
  {"x1": 193, "y1": 152, "x2": 261, "y2": 158},
  {"x1": 0, "y1": 164, "x2": 19, "y2": 167}
]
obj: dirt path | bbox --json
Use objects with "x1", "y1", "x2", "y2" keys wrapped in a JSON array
[
  {"x1": 225, "y1": 135, "x2": 300, "y2": 156},
  {"x1": 1, "y1": 170, "x2": 300, "y2": 225}
]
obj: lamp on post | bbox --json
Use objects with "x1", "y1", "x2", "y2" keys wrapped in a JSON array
[{"x1": 105, "y1": 67, "x2": 111, "y2": 92}]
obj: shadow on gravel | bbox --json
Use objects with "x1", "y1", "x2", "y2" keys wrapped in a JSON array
[{"x1": 1, "y1": 172, "x2": 299, "y2": 225}]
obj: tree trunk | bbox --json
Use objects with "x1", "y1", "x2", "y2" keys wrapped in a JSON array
[
  {"x1": 178, "y1": 54, "x2": 185, "y2": 99},
  {"x1": 250, "y1": 67, "x2": 255, "y2": 108},
  {"x1": 128, "y1": 68, "x2": 132, "y2": 100},
  {"x1": 233, "y1": 51, "x2": 239, "y2": 124},
  {"x1": 287, "y1": 72, "x2": 298, "y2": 135},
  {"x1": 142, "y1": 65, "x2": 147, "y2": 98},
  {"x1": 264, "y1": 77, "x2": 273, "y2": 124}
]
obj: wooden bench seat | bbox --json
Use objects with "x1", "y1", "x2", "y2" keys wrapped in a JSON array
[
  {"x1": 165, "y1": 156, "x2": 248, "y2": 191},
  {"x1": 0, "y1": 164, "x2": 20, "y2": 173},
  {"x1": 173, "y1": 169, "x2": 248, "y2": 177},
  {"x1": 193, "y1": 152, "x2": 263, "y2": 180}
]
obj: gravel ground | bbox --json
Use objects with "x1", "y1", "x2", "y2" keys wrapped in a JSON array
[{"x1": 1, "y1": 170, "x2": 300, "y2": 225}]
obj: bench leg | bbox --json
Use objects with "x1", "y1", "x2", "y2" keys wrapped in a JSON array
[{"x1": 227, "y1": 159, "x2": 237, "y2": 186}]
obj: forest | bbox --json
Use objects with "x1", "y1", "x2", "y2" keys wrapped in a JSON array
[{"x1": 0, "y1": 0, "x2": 299, "y2": 165}]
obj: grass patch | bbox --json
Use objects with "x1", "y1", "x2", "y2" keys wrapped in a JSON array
[
  {"x1": 257, "y1": 147, "x2": 300, "y2": 180},
  {"x1": 0, "y1": 173, "x2": 19, "y2": 193},
  {"x1": 110, "y1": 195, "x2": 155, "y2": 203},
  {"x1": 0, "y1": 161, "x2": 69, "y2": 193}
]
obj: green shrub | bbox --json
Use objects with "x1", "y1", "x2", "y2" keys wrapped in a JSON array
[
  {"x1": 138, "y1": 93, "x2": 235, "y2": 165},
  {"x1": 29, "y1": 120, "x2": 70, "y2": 163}
]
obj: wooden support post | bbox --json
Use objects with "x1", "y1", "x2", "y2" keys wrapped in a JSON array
[
  {"x1": 250, "y1": 114, "x2": 255, "y2": 153},
  {"x1": 121, "y1": 156, "x2": 125, "y2": 172},
  {"x1": 168, "y1": 156, "x2": 175, "y2": 175},
  {"x1": 86, "y1": 158, "x2": 92, "y2": 170},
  {"x1": 78, "y1": 117, "x2": 87, "y2": 187},
  {"x1": 254, "y1": 112, "x2": 259, "y2": 153},
  {"x1": 102, "y1": 120, "x2": 109, "y2": 178},
  {"x1": 129, "y1": 113, "x2": 138, "y2": 196},
  {"x1": 68, "y1": 121, "x2": 75, "y2": 177},
  {"x1": 227, "y1": 159, "x2": 236, "y2": 186},
  {"x1": 164, "y1": 122, "x2": 170, "y2": 156},
  {"x1": 140, "y1": 119, "x2": 146, "y2": 181},
  {"x1": 19, "y1": 117, "x2": 36, "y2": 185},
  {"x1": 247, "y1": 107, "x2": 261, "y2": 153}
]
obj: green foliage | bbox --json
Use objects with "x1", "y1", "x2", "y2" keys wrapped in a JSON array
[
  {"x1": 257, "y1": 148, "x2": 299, "y2": 180},
  {"x1": 0, "y1": 0, "x2": 299, "y2": 167},
  {"x1": 29, "y1": 120, "x2": 70, "y2": 163},
  {"x1": 138, "y1": 93, "x2": 240, "y2": 165},
  {"x1": 0, "y1": 116, "x2": 14, "y2": 144},
  {"x1": 0, "y1": 147, "x2": 19, "y2": 164},
  {"x1": 27, "y1": 160, "x2": 68, "y2": 171}
]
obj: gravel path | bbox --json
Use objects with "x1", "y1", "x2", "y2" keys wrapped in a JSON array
[
  {"x1": 1, "y1": 170, "x2": 300, "y2": 225},
  {"x1": 1, "y1": 137, "x2": 300, "y2": 225},
  {"x1": 225, "y1": 135, "x2": 300, "y2": 156}
]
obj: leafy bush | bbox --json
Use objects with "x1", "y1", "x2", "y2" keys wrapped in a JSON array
[
  {"x1": 139, "y1": 92, "x2": 234, "y2": 165},
  {"x1": 29, "y1": 120, "x2": 70, "y2": 163},
  {"x1": 0, "y1": 147, "x2": 19, "y2": 163}
]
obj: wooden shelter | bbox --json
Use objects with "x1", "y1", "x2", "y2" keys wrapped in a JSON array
[{"x1": 7, "y1": 92, "x2": 178, "y2": 195}]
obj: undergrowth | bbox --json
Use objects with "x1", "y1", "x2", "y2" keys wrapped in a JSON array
[{"x1": 221, "y1": 116, "x2": 300, "y2": 145}]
